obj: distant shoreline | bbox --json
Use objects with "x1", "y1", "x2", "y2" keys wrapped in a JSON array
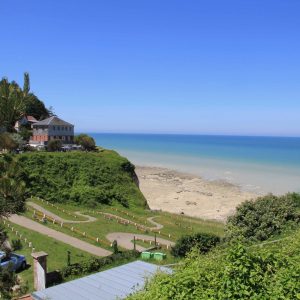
[{"x1": 135, "y1": 165, "x2": 257, "y2": 222}]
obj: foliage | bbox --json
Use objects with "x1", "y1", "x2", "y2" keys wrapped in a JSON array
[
  {"x1": 128, "y1": 239, "x2": 300, "y2": 300},
  {"x1": 61, "y1": 250, "x2": 140, "y2": 278},
  {"x1": 0, "y1": 265, "x2": 18, "y2": 300},
  {"x1": 0, "y1": 133, "x2": 18, "y2": 151},
  {"x1": 0, "y1": 155, "x2": 27, "y2": 218},
  {"x1": 112, "y1": 240, "x2": 119, "y2": 254},
  {"x1": 171, "y1": 232, "x2": 220, "y2": 257},
  {"x1": 74, "y1": 134, "x2": 96, "y2": 151},
  {"x1": 0, "y1": 78, "x2": 25, "y2": 132},
  {"x1": 226, "y1": 193, "x2": 300, "y2": 242},
  {"x1": 11, "y1": 239, "x2": 22, "y2": 251},
  {"x1": 47, "y1": 139, "x2": 62, "y2": 152},
  {"x1": 0, "y1": 224, "x2": 7, "y2": 249},
  {"x1": 17, "y1": 151, "x2": 147, "y2": 208}
]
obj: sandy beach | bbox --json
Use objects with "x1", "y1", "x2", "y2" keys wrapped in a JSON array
[{"x1": 136, "y1": 166, "x2": 257, "y2": 222}]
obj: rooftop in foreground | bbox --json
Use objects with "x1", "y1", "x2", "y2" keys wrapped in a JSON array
[{"x1": 31, "y1": 260, "x2": 172, "y2": 300}]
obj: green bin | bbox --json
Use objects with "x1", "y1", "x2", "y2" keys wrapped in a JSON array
[
  {"x1": 141, "y1": 251, "x2": 151, "y2": 259},
  {"x1": 153, "y1": 252, "x2": 166, "y2": 261}
]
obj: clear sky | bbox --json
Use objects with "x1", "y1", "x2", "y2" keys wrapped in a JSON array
[{"x1": 1, "y1": 1, "x2": 300, "y2": 136}]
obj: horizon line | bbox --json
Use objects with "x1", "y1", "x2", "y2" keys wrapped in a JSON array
[{"x1": 75, "y1": 131, "x2": 300, "y2": 139}]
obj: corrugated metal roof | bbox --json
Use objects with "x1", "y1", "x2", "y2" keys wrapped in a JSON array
[
  {"x1": 31, "y1": 260, "x2": 171, "y2": 300},
  {"x1": 33, "y1": 116, "x2": 74, "y2": 127}
]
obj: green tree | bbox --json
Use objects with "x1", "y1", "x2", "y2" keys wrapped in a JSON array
[
  {"x1": 22, "y1": 72, "x2": 50, "y2": 120},
  {"x1": 0, "y1": 78, "x2": 25, "y2": 132},
  {"x1": 0, "y1": 156, "x2": 27, "y2": 299},
  {"x1": 74, "y1": 134, "x2": 96, "y2": 151},
  {"x1": 0, "y1": 156, "x2": 27, "y2": 217},
  {"x1": 0, "y1": 73, "x2": 50, "y2": 133},
  {"x1": 0, "y1": 133, "x2": 18, "y2": 152},
  {"x1": 47, "y1": 139, "x2": 62, "y2": 152}
]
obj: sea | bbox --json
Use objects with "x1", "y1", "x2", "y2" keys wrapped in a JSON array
[{"x1": 90, "y1": 133, "x2": 300, "y2": 195}]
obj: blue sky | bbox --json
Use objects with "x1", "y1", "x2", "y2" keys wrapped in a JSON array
[{"x1": 1, "y1": 1, "x2": 300, "y2": 136}]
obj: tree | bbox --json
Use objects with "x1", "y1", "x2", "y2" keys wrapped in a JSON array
[
  {"x1": 0, "y1": 133, "x2": 18, "y2": 152},
  {"x1": 22, "y1": 73, "x2": 50, "y2": 120},
  {"x1": 0, "y1": 155, "x2": 27, "y2": 299},
  {"x1": 0, "y1": 73, "x2": 50, "y2": 133},
  {"x1": 0, "y1": 265, "x2": 18, "y2": 299},
  {"x1": 0, "y1": 155, "x2": 27, "y2": 218},
  {"x1": 0, "y1": 78, "x2": 25, "y2": 132},
  {"x1": 74, "y1": 134, "x2": 96, "y2": 151},
  {"x1": 47, "y1": 139, "x2": 62, "y2": 152}
]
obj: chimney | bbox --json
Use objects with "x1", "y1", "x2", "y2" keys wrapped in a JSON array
[{"x1": 31, "y1": 251, "x2": 48, "y2": 291}]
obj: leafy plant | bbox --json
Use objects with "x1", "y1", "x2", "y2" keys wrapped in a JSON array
[
  {"x1": 74, "y1": 134, "x2": 96, "y2": 151},
  {"x1": 61, "y1": 250, "x2": 139, "y2": 278},
  {"x1": 11, "y1": 239, "x2": 22, "y2": 251},
  {"x1": 171, "y1": 232, "x2": 220, "y2": 257},
  {"x1": 17, "y1": 151, "x2": 147, "y2": 208},
  {"x1": 226, "y1": 193, "x2": 300, "y2": 242},
  {"x1": 47, "y1": 139, "x2": 62, "y2": 152}
]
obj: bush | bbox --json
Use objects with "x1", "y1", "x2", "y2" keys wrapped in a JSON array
[
  {"x1": 171, "y1": 232, "x2": 220, "y2": 257},
  {"x1": 11, "y1": 239, "x2": 22, "y2": 251},
  {"x1": 47, "y1": 139, "x2": 62, "y2": 152},
  {"x1": 226, "y1": 193, "x2": 300, "y2": 242},
  {"x1": 74, "y1": 134, "x2": 96, "y2": 151},
  {"x1": 17, "y1": 151, "x2": 146, "y2": 208},
  {"x1": 61, "y1": 250, "x2": 140, "y2": 278},
  {"x1": 128, "y1": 241, "x2": 300, "y2": 300}
]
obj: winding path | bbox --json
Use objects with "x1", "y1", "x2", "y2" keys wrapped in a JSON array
[
  {"x1": 106, "y1": 232, "x2": 175, "y2": 252},
  {"x1": 27, "y1": 202, "x2": 97, "y2": 223},
  {"x1": 24, "y1": 201, "x2": 172, "y2": 253},
  {"x1": 147, "y1": 216, "x2": 164, "y2": 230},
  {"x1": 8, "y1": 215, "x2": 112, "y2": 257}
]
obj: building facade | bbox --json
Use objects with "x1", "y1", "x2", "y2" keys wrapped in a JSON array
[
  {"x1": 30, "y1": 116, "x2": 74, "y2": 145},
  {"x1": 15, "y1": 115, "x2": 38, "y2": 132}
]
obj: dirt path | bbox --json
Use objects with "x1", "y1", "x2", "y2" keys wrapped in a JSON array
[
  {"x1": 106, "y1": 232, "x2": 175, "y2": 252},
  {"x1": 9, "y1": 215, "x2": 112, "y2": 257},
  {"x1": 27, "y1": 202, "x2": 97, "y2": 223},
  {"x1": 147, "y1": 216, "x2": 164, "y2": 230}
]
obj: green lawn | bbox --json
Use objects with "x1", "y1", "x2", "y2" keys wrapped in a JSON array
[{"x1": 5, "y1": 221, "x2": 95, "y2": 293}]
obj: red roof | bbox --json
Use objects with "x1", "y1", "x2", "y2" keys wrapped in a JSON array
[{"x1": 26, "y1": 115, "x2": 38, "y2": 122}]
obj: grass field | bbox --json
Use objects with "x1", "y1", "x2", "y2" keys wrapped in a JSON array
[
  {"x1": 5, "y1": 198, "x2": 225, "y2": 295},
  {"x1": 24, "y1": 199, "x2": 225, "y2": 247},
  {"x1": 5, "y1": 221, "x2": 94, "y2": 293}
]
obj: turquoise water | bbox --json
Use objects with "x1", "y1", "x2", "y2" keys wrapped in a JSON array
[{"x1": 90, "y1": 133, "x2": 300, "y2": 194}]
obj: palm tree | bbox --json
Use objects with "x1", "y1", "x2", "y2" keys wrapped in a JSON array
[{"x1": 0, "y1": 78, "x2": 25, "y2": 132}]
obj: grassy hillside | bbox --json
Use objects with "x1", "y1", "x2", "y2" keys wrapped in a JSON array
[{"x1": 17, "y1": 150, "x2": 147, "y2": 208}]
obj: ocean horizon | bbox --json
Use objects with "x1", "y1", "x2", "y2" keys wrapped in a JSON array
[{"x1": 89, "y1": 133, "x2": 300, "y2": 195}]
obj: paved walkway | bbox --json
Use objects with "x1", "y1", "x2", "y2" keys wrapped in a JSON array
[
  {"x1": 27, "y1": 202, "x2": 97, "y2": 223},
  {"x1": 9, "y1": 215, "x2": 112, "y2": 257},
  {"x1": 106, "y1": 232, "x2": 175, "y2": 252}
]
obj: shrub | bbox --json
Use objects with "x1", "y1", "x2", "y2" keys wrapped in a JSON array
[
  {"x1": 226, "y1": 193, "x2": 300, "y2": 242},
  {"x1": 17, "y1": 152, "x2": 146, "y2": 208},
  {"x1": 61, "y1": 250, "x2": 140, "y2": 278},
  {"x1": 128, "y1": 241, "x2": 300, "y2": 300},
  {"x1": 11, "y1": 239, "x2": 22, "y2": 251},
  {"x1": 171, "y1": 232, "x2": 220, "y2": 257},
  {"x1": 74, "y1": 134, "x2": 96, "y2": 151},
  {"x1": 47, "y1": 139, "x2": 62, "y2": 152}
]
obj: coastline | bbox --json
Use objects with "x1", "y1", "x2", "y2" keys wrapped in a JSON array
[{"x1": 135, "y1": 165, "x2": 257, "y2": 222}]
